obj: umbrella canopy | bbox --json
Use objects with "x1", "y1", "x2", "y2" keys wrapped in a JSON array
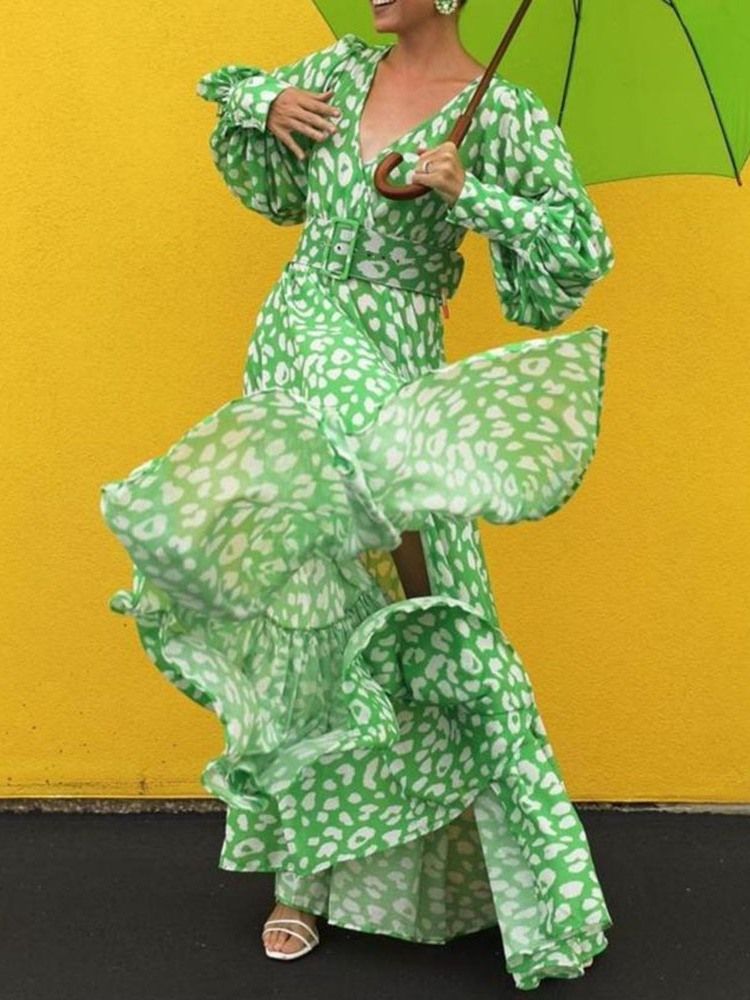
[{"x1": 313, "y1": 0, "x2": 749, "y2": 186}]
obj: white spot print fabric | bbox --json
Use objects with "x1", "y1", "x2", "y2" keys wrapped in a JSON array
[{"x1": 100, "y1": 33, "x2": 615, "y2": 990}]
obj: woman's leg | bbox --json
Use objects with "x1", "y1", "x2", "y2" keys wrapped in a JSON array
[
  {"x1": 264, "y1": 868, "x2": 329, "y2": 955},
  {"x1": 391, "y1": 530, "x2": 432, "y2": 598}
]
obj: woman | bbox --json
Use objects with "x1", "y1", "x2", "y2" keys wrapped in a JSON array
[{"x1": 100, "y1": 0, "x2": 616, "y2": 989}]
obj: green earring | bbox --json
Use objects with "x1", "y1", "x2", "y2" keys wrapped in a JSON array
[{"x1": 434, "y1": 0, "x2": 459, "y2": 13}]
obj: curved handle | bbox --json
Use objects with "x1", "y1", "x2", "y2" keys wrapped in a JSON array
[
  {"x1": 372, "y1": 115, "x2": 473, "y2": 201},
  {"x1": 371, "y1": 0, "x2": 535, "y2": 202}
]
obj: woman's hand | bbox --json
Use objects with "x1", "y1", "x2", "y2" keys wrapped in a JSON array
[
  {"x1": 268, "y1": 87, "x2": 341, "y2": 161},
  {"x1": 413, "y1": 141, "x2": 466, "y2": 204}
]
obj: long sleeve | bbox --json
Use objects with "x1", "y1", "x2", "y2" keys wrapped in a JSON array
[
  {"x1": 444, "y1": 83, "x2": 615, "y2": 331},
  {"x1": 195, "y1": 34, "x2": 361, "y2": 226}
]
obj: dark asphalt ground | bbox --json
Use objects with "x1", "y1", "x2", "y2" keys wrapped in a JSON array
[{"x1": 1, "y1": 806, "x2": 747, "y2": 1000}]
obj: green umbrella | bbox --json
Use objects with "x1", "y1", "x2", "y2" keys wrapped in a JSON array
[{"x1": 313, "y1": 0, "x2": 749, "y2": 190}]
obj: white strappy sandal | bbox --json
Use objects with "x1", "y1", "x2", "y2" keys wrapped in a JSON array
[{"x1": 261, "y1": 917, "x2": 320, "y2": 960}]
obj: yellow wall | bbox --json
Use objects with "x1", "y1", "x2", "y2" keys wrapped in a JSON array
[{"x1": 3, "y1": 1, "x2": 748, "y2": 802}]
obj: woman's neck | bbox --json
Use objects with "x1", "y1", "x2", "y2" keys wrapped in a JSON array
[{"x1": 385, "y1": 24, "x2": 483, "y2": 84}]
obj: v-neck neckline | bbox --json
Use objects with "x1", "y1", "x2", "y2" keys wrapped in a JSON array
[{"x1": 356, "y1": 44, "x2": 484, "y2": 170}]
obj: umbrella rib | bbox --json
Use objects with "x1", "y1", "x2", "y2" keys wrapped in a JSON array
[
  {"x1": 557, "y1": 0, "x2": 583, "y2": 131},
  {"x1": 668, "y1": 0, "x2": 743, "y2": 186}
]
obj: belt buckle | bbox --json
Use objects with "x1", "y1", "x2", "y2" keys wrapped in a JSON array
[{"x1": 322, "y1": 216, "x2": 361, "y2": 281}]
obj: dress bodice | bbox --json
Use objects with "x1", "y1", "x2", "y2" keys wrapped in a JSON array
[
  {"x1": 299, "y1": 38, "x2": 490, "y2": 248},
  {"x1": 196, "y1": 32, "x2": 616, "y2": 331}
]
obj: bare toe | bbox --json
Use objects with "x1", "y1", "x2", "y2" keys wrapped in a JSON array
[{"x1": 263, "y1": 902, "x2": 317, "y2": 956}]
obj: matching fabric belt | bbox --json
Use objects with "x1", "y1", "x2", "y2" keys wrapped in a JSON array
[{"x1": 287, "y1": 215, "x2": 465, "y2": 301}]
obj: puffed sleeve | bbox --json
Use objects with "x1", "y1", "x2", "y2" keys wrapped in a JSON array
[
  {"x1": 195, "y1": 33, "x2": 362, "y2": 226},
  {"x1": 444, "y1": 83, "x2": 615, "y2": 330}
]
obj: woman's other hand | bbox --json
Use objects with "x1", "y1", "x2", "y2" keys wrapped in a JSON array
[
  {"x1": 413, "y1": 142, "x2": 466, "y2": 204},
  {"x1": 268, "y1": 87, "x2": 342, "y2": 161}
]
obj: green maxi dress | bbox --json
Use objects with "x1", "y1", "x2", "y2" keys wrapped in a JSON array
[{"x1": 99, "y1": 32, "x2": 617, "y2": 991}]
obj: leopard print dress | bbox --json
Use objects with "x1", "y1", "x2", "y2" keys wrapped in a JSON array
[{"x1": 100, "y1": 33, "x2": 616, "y2": 990}]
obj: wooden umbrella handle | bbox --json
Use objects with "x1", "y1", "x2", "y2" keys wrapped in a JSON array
[{"x1": 373, "y1": 0, "x2": 535, "y2": 201}]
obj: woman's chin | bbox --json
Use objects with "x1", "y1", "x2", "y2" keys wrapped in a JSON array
[{"x1": 371, "y1": 0, "x2": 399, "y2": 27}]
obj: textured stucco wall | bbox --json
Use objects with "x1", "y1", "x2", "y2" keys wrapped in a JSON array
[{"x1": 2, "y1": 0, "x2": 748, "y2": 801}]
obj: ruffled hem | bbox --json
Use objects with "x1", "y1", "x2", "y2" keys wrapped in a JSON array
[
  {"x1": 155, "y1": 590, "x2": 538, "y2": 874},
  {"x1": 271, "y1": 894, "x2": 500, "y2": 946},
  {"x1": 510, "y1": 927, "x2": 611, "y2": 991},
  {"x1": 210, "y1": 591, "x2": 613, "y2": 984},
  {"x1": 317, "y1": 324, "x2": 609, "y2": 532},
  {"x1": 100, "y1": 326, "x2": 608, "y2": 627},
  {"x1": 107, "y1": 560, "x2": 390, "y2": 757},
  {"x1": 99, "y1": 322, "x2": 612, "y2": 986},
  {"x1": 471, "y1": 772, "x2": 613, "y2": 990}
]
